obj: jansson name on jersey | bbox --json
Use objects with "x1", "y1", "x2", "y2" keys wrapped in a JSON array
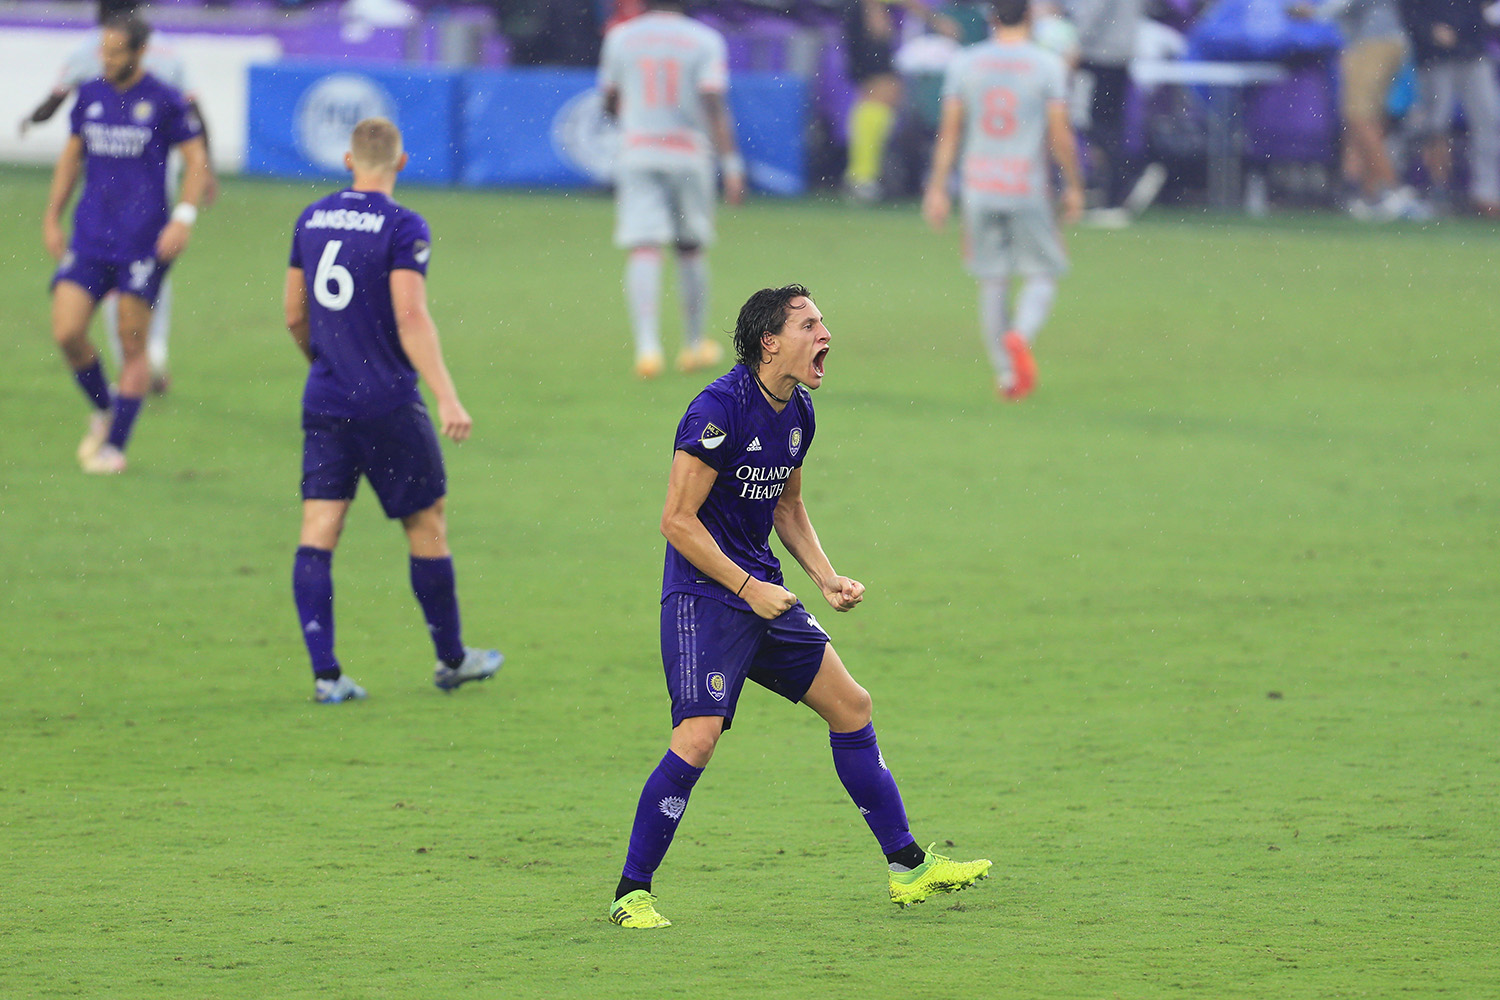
[{"x1": 305, "y1": 209, "x2": 387, "y2": 233}]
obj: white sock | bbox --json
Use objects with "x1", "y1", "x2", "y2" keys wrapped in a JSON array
[
  {"x1": 104, "y1": 292, "x2": 122, "y2": 368},
  {"x1": 978, "y1": 275, "x2": 1011, "y2": 380},
  {"x1": 1013, "y1": 274, "x2": 1058, "y2": 346},
  {"x1": 677, "y1": 249, "x2": 709, "y2": 348},
  {"x1": 147, "y1": 277, "x2": 171, "y2": 373},
  {"x1": 625, "y1": 248, "x2": 663, "y2": 359}
]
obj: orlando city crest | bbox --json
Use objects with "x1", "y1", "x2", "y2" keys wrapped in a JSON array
[
  {"x1": 132, "y1": 101, "x2": 153, "y2": 123},
  {"x1": 706, "y1": 672, "x2": 726, "y2": 701},
  {"x1": 788, "y1": 426, "x2": 803, "y2": 457}
]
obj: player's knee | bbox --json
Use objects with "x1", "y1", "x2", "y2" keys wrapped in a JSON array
[{"x1": 847, "y1": 684, "x2": 874, "y2": 727}]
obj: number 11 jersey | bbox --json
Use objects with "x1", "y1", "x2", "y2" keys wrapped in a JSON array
[{"x1": 289, "y1": 189, "x2": 432, "y2": 418}]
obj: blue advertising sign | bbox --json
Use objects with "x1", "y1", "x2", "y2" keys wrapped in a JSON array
[
  {"x1": 460, "y1": 68, "x2": 807, "y2": 194},
  {"x1": 246, "y1": 62, "x2": 462, "y2": 184}
]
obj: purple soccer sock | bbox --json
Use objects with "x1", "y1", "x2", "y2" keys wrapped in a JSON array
[
  {"x1": 293, "y1": 546, "x2": 339, "y2": 678},
  {"x1": 74, "y1": 358, "x2": 112, "y2": 411},
  {"x1": 830, "y1": 723, "x2": 917, "y2": 855},
  {"x1": 621, "y1": 750, "x2": 704, "y2": 883},
  {"x1": 105, "y1": 395, "x2": 142, "y2": 451},
  {"x1": 409, "y1": 555, "x2": 465, "y2": 665}
]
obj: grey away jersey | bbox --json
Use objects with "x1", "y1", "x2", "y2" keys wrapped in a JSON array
[{"x1": 943, "y1": 38, "x2": 1068, "y2": 212}]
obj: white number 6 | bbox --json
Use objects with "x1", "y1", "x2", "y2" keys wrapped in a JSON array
[{"x1": 313, "y1": 240, "x2": 353, "y2": 311}]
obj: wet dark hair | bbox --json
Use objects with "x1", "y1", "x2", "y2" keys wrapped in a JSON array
[
  {"x1": 733, "y1": 284, "x2": 812, "y2": 370},
  {"x1": 97, "y1": 0, "x2": 139, "y2": 25},
  {"x1": 989, "y1": 0, "x2": 1029, "y2": 27},
  {"x1": 101, "y1": 11, "x2": 152, "y2": 52}
]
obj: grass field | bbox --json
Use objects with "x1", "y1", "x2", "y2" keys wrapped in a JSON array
[{"x1": 1, "y1": 164, "x2": 1498, "y2": 999}]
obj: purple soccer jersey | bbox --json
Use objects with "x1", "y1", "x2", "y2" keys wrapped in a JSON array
[
  {"x1": 68, "y1": 73, "x2": 200, "y2": 262},
  {"x1": 289, "y1": 189, "x2": 431, "y2": 419},
  {"x1": 663, "y1": 364, "x2": 816, "y2": 610}
]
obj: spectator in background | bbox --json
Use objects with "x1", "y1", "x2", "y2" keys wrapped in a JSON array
[
  {"x1": 496, "y1": 0, "x2": 602, "y2": 65},
  {"x1": 1397, "y1": 0, "x2": 1500, "y2": 216},
  {"x1": 1065, "y1": 0, "x2": 1146, "y2": 219},
  {"x1": 1291, "y1": 0, "x2": 1417, "y2": 220},
  {"x1": 843, "y1": 0, "x2": 955, "y2": 200}
]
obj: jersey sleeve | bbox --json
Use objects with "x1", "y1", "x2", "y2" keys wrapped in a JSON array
[
  {"x1": 700, "y1": 29, "x2": 729, "y2": 93},
  {"x1": 940, "y1": 50, "x2": 967, "y2": 101},
  {"x1": 162, "y1": 88, "x2": 204, "y2": 147},
  {"x1": 288, "y1": 209, "x2": 309, "y2": 269},
  {"x1": 1042, "y1": 52, "x2": 1068, "y2": 104},
  {"x1": 390, "y1": 211, "x2": 432, "y2": 276},
  {"x1": 597, "y1": 29, "x2": 621, "y2": 92},
  {"x1": 674, "y1": 391, "x2": 735, "y2": 472}
]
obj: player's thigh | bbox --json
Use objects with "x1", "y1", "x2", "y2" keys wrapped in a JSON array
[
  {"x1": 615, "y1": 169, "x2": 674, "y2": 248},
  {"x1": 356, "y1": 402, "x2": 448, "y2": 521},
  {"x1": 746, "y1": 602, "x2": 833, "y2": 706},
  {"x1": 300, "y1": 498, "x2": 351, "y2": 549},
  {"x1": 800, "y1": 644, "x2": 873, "y2": 733},
  {"x1": 672, "y1": 167, "x2": 717, "y2": 248},
  {"x1": 1009, "y1": 207, "x2": 1069, "y2": 277},
  {"x1": 50, "y1": 278, "x2": 98, "y2": 345},
  {"x1": 661, "y1": 593, "x2": 765, "y2": 732},
  {"x1": 114, "y1": 292, "x2": 154, "y2": 349},
  {"x1": 301, "y1": 411, "x2": 363, "y2": 511},
  {"x1": 400, "y1": 498, "x2": 450, "y2": 559},
  {"x1": 961, "y1": 209, "x2": 1017, "y2": 280}
]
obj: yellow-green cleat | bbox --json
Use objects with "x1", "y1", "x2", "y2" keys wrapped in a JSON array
[
  {"x1": 888, "y1": 844, "x2": 993, "y2": 908},
  {"x1": 609, "y1": 889, "x2": 672, "y2": 929}
]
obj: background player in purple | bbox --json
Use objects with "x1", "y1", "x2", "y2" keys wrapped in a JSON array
[
  {"x1": 283, "y1": 117, "x2": 502, "y2": 705},
  {"x1": 42, "y1": 12, "x2": 209, "y2": 474},
  {"x1": 608, "y1": 284, "x2": 993, "y2": 929}
]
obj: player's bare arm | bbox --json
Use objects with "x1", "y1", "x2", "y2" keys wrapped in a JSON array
[
  {"x1": 185, "y1": 98, "x2": 220, "y2": 207},
  {"x1": 21, "y1": 88, "x2": 70, "y2": 135},
  {"x1": 42, "y1": 135, "x2": 84, "y2": 260},
  {"x1": 391, "y1": 268, "x2": 471, "y2": 443},
  {"x1": 662, "y1": 450, "x2": 796, "y2": 619},
  {"x1": 703, "y1": 91, "x2": 744, "y2": 205},
  {"x1": 156, "y1": 135, "x2": 209, "y2": 261},
  {"x1": 772, "y1": 467, "x2": 865, "y2": 612},
  {"x1": 1046, "y1": 101, "x2": 1085, "y2": 225},
  {"x1": 922, "y1": 98, "x2": 964, "y2": 230},
  {"x1": 283, "y1": 267, "x2": 313, "y2": 361}
]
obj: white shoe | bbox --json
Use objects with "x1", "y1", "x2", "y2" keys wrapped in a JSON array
[
  {"x1": 81, "y1": 444, "x2": 127, "y2": 475},
  {"x1": 1082, "y1": 207, "x2": 1132, "y2": 229},
  {"x1": 314, "y1": 675, "x2": 368, "y2": 704},
  {"x1": 1123, "y1": 162, "x2": 1167, "y2": 215},
  {"x1": 434, "y1": 646, "x2": 504, "y2": 691},
  {"x1": 77, "y1": 410, "x2": 110, "y2": 463}
]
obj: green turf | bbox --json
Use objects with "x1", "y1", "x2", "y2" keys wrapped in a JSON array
[{"x1": 2, "y1": 165, "x2": 1498, "y2": 998}]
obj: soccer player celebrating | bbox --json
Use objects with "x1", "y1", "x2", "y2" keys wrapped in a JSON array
[
  {"x1": 598, "y1": 0, "x2": 745, "y2": 379},
  {"x1": 922, "y1": 0, "x2": 1085, "y2": 401},
  {"x1": 43, "y1": 12, "x2": 209, "y2": 473},
  {"x1": 283, "y1": 117, "x2": 502, "y2": 704},
  {"x1": 608, "y1": 284, "x2": 992, "y2": 929}
]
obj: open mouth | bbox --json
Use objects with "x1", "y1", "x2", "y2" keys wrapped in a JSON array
[{"x1": 813, "y1": 347, "x2": 828, "y2": 378}]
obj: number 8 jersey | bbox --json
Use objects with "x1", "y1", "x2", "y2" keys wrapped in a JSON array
[
  {"x1": 941, "y1": 39, "x2": 1069, "y2": 212},
  {"x1": 289, "y1": 188, "x2": 432, "y2": 418}
]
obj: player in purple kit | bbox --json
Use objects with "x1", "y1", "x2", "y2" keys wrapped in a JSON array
[
  {"x1": 608, "y1": 284, "x2": 993, "y2": 929},
  {"x1": 283, "y1": 117, "x2": 502, "y2": 705},
  {"x1": 42, "y1": 12, "x2": 209, "y2": 473}
]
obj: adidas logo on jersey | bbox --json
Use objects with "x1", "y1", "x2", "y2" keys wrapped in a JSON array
[{"x1": 747, "y1": 437, "x2": 762, "y2": 452}]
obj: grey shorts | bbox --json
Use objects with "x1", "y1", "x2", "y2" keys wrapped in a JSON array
[
  {"x1": 614, "y1": 165, "x2": 716, "y2": 249},
  {"x1": 961, "y1": 205, "x2": 1068, "y2": 279}
]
